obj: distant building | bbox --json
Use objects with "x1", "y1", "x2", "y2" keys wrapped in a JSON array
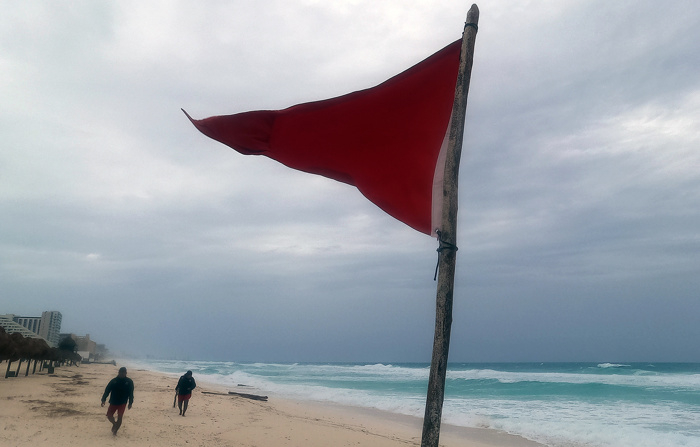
[
  {"x1": 0, "y1": 315, "x2": 45, "y2": 341},
  {"x1": 38, "y1": 311, "x2": 62, "y2": 347},
  {"x1": 0, "y1": 311, "x2": 62, "y2": 347},
  {"x1": 11, "y1": 315, "x2": 42, "y2": 334},
  {"x1": 61, "y1": 333, "x2": 101, "y2": 361},
  {"x1": 76, "y1": 334, "x2": 96, "y2": 353}
]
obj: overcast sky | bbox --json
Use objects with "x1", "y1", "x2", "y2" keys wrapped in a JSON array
[{"x1": 2, "y1": 0, "x2": 699, "y2": 363}]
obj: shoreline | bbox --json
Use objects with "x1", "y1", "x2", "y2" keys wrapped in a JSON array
[
  {"x1": 1, "y1": 361, "x2": 543, "y2": 447},
  {"x1": 122, "y1": 359, "x2": 545, "y2": 447}
]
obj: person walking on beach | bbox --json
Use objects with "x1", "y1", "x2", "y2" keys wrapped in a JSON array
[
  {"x1": 175, "y1": 370, "x2": 197, "y2": 416},
  {"x1": 101, "y1": 366, "x2": 134, "y2": 436}
]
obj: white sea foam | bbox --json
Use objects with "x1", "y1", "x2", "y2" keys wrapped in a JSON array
[
  {"x1": 597, "y1": 362, "x2": 632, "y2": 368},
  {"x1": 446, "y1": 367, "x2": 700, "y2": 391},
  {"x1": 445, "y1": 396, "x2": 700, "y2": 446}
]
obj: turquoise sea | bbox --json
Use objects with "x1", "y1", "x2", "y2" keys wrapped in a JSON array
[{"x1": 127, "y1": 360, "x2": 700, "y2": 447}]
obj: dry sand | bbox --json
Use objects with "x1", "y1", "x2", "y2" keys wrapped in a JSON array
[{"x1": 0, "y1": 362, "x2": 543, "y2": 447}]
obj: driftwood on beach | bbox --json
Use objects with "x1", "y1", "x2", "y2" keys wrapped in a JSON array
[
  {"x1": 201, "y1": 390, "x2": 268, "y2": 402},
  {"x1": 228, "y1": 391, "x2": 268, "y2": 401}
]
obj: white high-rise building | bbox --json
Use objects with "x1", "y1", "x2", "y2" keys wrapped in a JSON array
[{"x1": 38, "y1": 311, "x2": 62, "y2": 347}]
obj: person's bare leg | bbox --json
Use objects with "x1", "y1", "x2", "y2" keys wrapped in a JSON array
[
  {"x1": 178, "y1": 400, "x2": 183, "y2": 415},
  {"x1": 112, "y1": 413, "x2": 123, "y2": 435},
  {"x1": 182, "y1": 400, "x2": 188, "y2": 416},
  {"x1": 107, "y1": 413, "x2": 117, "y2": 433}
]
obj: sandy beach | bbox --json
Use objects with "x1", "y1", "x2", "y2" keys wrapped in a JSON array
[{"x1": 1, "y1": 362, "x2": 543, "y2": 447}]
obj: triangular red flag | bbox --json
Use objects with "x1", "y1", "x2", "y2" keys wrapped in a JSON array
[{"x1": 185, "y1": 40, "x2": 461, "y2": 236}]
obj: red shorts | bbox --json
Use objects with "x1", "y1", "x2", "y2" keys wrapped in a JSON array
[
  {"x1": 106, "y1": 403, "x2": 127, "y2": 418},
  {"x1": 178, "y1": 394, "x2": 191, "y2": 403}
]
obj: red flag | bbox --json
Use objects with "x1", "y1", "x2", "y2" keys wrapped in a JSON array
[{"x1": 185, "y1": 40, "x2": 461, "y2": 236}]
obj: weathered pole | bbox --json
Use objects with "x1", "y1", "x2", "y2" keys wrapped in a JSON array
[{"x1": 421, "y1": 5, "x2": 479, "y2": 447}]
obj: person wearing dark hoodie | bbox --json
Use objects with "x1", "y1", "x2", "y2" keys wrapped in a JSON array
[
  {"x1": 175, "y1": 370, "x2": 197, "y2": 416},
  {"x1": 101, "y1": 367, "x2": 134, "y2": 436}
]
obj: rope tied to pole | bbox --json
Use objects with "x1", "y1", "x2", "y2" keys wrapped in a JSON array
[
  {"x1": 434, "y1": 230, "x2": 458, "y2": 281},
  {"x1": 464, "y1": 22, "x2": 478, "y2": 32}
]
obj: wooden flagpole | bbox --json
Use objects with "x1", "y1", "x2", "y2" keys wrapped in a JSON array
[{"x1": 421, "y1": 5, "x2": 479, "y2": 447}]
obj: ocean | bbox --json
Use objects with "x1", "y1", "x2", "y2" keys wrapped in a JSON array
[{"x1": 128, "y1": 360, "x2": 700, "y2": 447}]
